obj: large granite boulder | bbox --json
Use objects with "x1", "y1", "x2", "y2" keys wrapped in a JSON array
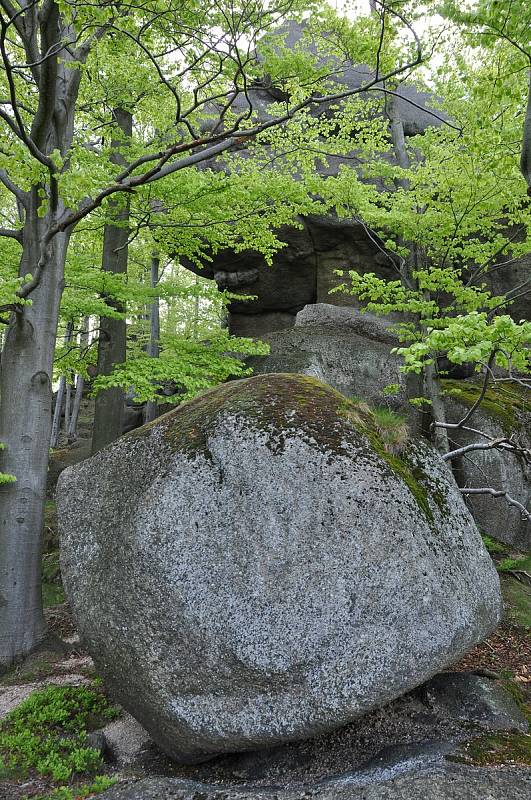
[{"x1": 58, "y1": 374, "x2": 501, "y2": 764}]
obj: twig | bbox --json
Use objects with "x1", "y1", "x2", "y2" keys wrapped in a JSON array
[{"x1": 460, "y1": 487, "x2": 531, "y2": 520}]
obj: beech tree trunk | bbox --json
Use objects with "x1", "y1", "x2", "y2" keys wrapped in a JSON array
[
  {"x1": 67, "y1": 316, "x2": 90, "y2": 442},
  {"x1": 92, "y1": 110, "x2": 133, "y2": 455},
  {"x1": 50, "y1": 322, "x2": 73, "y2": 448},
  {"x1": 0, "y1": 5, "x2": 82, "y2": 669},
  {"x1": 144, "y1": 255, "x2": 161, "y2": 425},
  {"x1": 0, "y1": 192, "x2": 70, "y2": 670}
]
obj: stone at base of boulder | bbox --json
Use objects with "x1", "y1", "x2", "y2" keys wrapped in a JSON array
[
  {"x1": 102, "y1": 713, "x2": 152, "y2": 766},
  {"x1": 422, "y1": 673, "x2": 528, "y2": 733},
  {"x1": 91, "y1": 672, "x2": 528, "y2": 799},
  {"x1": 93, "y1": 765, "x2": 531, "y2": 800}
]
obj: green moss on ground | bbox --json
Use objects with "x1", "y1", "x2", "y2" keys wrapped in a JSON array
[
  {"x1": 481, "y1": 534, "x2": 509, "y2": 556},
  {"x1": 497, "y1": 555, "x2": 531, "y2": 574},
  {"x1": 441, "y1": 379, "x2": 530, "y2": 434},
  {"x1": 41, "y1": 551, "x2": 65, "y2": 608},
  {"x1": 0, "y1": 684, "x2": 119, "y2": 798},
  {"x1": 479, "y1": 537, "x2": 530, "y2": 630},
  {"x1": 132, "y1": 374, "x2": 436, "y2": 523},
  {"x1": 452, "y1": 671, "x2": 531, "y2": 767},
  {"x1": 501, "y1": 574, "x2": 531, "y2": 630},
  {"x1": 454, "y1": 731, "x2": 531, "y2": 766}
]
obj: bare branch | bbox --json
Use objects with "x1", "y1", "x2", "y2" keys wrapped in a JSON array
[
  {"x1": 0, "y1": 167, "x2": 26, "y2": 204},
  {"x1": 0, "y1": 225, "x2": 21, "y2": 240},
  {"x1": 443, "y1": 437, "x2": 525, "y2": 461},
  {"x1": 460, "y1": 487, "x2": 531, "y2": 520},
  {"x1": 0, "y1": 10, "x2": 54, "y2": 168}
]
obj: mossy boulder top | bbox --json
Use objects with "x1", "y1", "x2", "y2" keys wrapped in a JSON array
[{"x1": 57, "y1": 374, "x2": 501, "y2": 764}]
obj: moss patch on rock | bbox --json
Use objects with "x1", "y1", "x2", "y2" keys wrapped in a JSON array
[
  {"x1": 453, "y1": 670, "x2": 531, "y2": 768},
  {"x1": 130, "y1": 373, "x2": 438, "y2": 523},
  {"x1": 441, "y1": 379, "x2": 530, "y2": 434},
  {"x1": 454, "y1": 731, "x2": 531, "y2": 767}
]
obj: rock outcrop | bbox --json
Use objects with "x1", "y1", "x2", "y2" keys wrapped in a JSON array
[
  {"x1": 58, "y1": 374, "x2": 501, "y2": 763},
  {"x1": 92, "y1": 767, "x2": 531, "y2": 800},
  {"x1": 181, "y1": 21, "x2": 530, "y2": 336},
  {"x1": 443, "y1": 382, "x2": 531, "y2": 551},
  {"x1": 246, "y1": 307, "x2": 530, "y2": 549},
  {"x1": 246, "y1": 304, "x2": 410, "y2": 411}
]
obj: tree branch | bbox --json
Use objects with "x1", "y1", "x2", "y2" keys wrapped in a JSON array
[
  {"x1": 460, "y1": 487, "x2": 531, "y2": 520},
  {"x1": 0, "y1": 167, "x2": 26, "y2": 204},
  {"x1": 0, "y1": 226, "x2": 22, "y2": 240}
]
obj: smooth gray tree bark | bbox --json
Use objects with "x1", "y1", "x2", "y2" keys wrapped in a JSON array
[
  {"x1": 143, "y1": 254, "x2": 161, "y2": 425},
  {"x1": 67, "y1": 316, "x2": 90, "y2": 442},
  {"x1": 91, "y1": 110, "x2": 133, "y2": 455},
  {"x1": 50, "y1": 322, "x2": 73, "y2": 449},
  {"x1": 0, "y1": 4, "x2": 81, "y2": 670},
  {"x1": 0, "y1": 192, "x2": 72, "y2": 670}
]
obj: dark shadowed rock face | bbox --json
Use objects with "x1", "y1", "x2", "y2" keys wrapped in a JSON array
[
  {"x1": 182, "y1": 21, "x2": 529, "y2": 335},
  {"x1": 58, "y1": 374, "x2": 501, "y2": 764}
]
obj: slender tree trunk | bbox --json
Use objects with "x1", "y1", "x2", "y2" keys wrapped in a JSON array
[
  {"x1": 50, "y1": 322, "x2": 73, "y2": 449},
  {"x1": 385, "y1": 93, "x2": 425, "y2": 434},
  {"x1": 0, "y1": 6, "x2": 88, "y2": 670},
  {"x1": 193, "y1": 276, "x2": 200, "y2": 339},
  {"x1": 64, "y1": 383, "x2": 72, "y2": 436},
  {"x1": 92, "y1": 109, "x2": 133, "y2": 454},
  {"x1": 144, "y1": 255, "x2": 161, "y2": 424},
  {"x1": 0, "y1": 192, "x2": 70, "y2": 670},
  {"x1": 67, "y1": 377, "x2": 83, "y2": 442},
  {"x1": 424, "y1": 362, "x2": 450, "y2": 454},
  {"x1": 67, "y1": 316, "x2": 90, "y2": 442},
  {"x1": 50, "y1": 377, "x2": 65, "y2": 449}
]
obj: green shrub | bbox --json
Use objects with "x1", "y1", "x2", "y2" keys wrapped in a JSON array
[
  {"x1": 0, "y1": 684, "x2": 119, "y2": 795},
  {"x1": 497, "y1": 555, "x2": 531, "y2": 573},
  {"x1": 481, "y1": 534, "x2": 508, "y2": 555},
  {"x1": 33, "y1": 775, "x2": 117, "y2": 800}
]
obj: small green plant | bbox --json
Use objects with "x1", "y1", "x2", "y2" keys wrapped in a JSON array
[
  {"x1": 34, "y1": 775, "x2": 118, "y2": 800},
  {"x1": 497, "y1": 555, "x2": 531, "y2": 574},
  {"x1": 481, "y1": 534, "x2": 508, "y2": 556},
  {"x1": 0, "y1": 684, "x2": 119, "y2": 794},
  {"x1": 372, "y1": 408, "x2": 409, "y2": 454}
]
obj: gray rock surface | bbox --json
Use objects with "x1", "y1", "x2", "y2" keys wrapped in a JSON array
[
  {"x1": 247, "y1": 305, "x2": 408, "y2": 411},
  {"x1": 94, "y1": 766, "x2": 531, "y2": 800},
  {"x1": 107, "y1": 672, "x2": 526, "y2": 783},
  {"x1": 58, "y1": 374, "x2": 501, "y2": 763},
  {"x1": 444, "y1": 390, "x2": 530, "y2": 551},
  {"x1": 421, "y1": 673, "x2": 529, "y2": 733}
]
